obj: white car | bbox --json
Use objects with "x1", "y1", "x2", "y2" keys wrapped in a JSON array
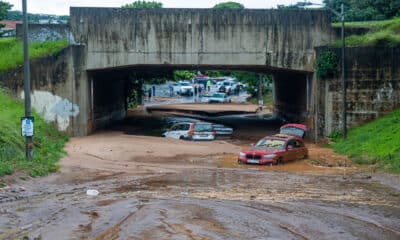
[
  {"x1": 163, "y1": 122, "x2": 216, "y2": 141},
  {"x1": 173, "y1": 81, "x2": 194, "y2": 96},
  {"x1": 208, "y1": 93, "x2": 231, "y2": 103}
]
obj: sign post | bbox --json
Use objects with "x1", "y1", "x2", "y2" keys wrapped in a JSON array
[{"x1": 22, "y1": 0, "x2": 33, "y2": 160}]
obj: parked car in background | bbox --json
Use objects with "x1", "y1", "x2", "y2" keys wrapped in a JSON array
[
  {"x1": 218, "y1": 80, "x2": 237, "y2": 95},
  {"x1": 208, "y1": 93, "x2": 231, "y2": 103},
  {"x1": 212, "y1": 124, "x2": 233, "y2": 136},
  {"x1": 173, "y1": 81, "x2": 194, "y2": 96},
  {"x1": 238, "y1": 134, "x2": 308, "y2": 165},
  {"x1": 163, "y1": 122, "x2": 216, "y2": 141}
]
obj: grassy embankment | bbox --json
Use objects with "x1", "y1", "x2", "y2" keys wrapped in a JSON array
[
  {"x1": 332, "y1": 17, "x2": 400, "y2": 46},
  {"x1": 331, "y1": 109, "x2": 400, "y2": 173},
  {"x1": 0, "y1": 38, "x2": 69, "y2": 177},
  {"x1": 329, "y1": 18, "x2": 400, "y2": 173}
]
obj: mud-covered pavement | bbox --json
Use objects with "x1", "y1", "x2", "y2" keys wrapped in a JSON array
[{"x1": 1, "y1": 129, "x2": 399, "y2": 240}]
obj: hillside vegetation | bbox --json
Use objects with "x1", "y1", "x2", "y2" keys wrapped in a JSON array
[
  {"x1": 331, "y1": 109, "x2": 400, "y2": 173},
  {"x1": 0, "y1": 88, "x2": 68, "y2": 177},
  {"x1": 332, "y1": 17, "x2": 400, "y2": 47},
  {"x1": 0, "y1": 37, "x2": 68, "y2": 72}
]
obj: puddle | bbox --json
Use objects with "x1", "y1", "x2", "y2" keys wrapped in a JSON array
[{"x1": 218, "y1": 154, "x2": 359, "y2": 175}]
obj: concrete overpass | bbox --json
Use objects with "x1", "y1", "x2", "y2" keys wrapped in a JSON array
[{"x1": 64, "y1": 7, "x2": 336, "y2": 136}]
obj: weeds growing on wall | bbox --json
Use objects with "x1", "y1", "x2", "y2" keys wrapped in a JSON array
[{"x1": 315, "y1": 51, "x2": 338, "y2": 79}]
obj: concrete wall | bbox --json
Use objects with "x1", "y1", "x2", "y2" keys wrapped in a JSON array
[
  {"x1": 16, "y1": 24, "x2": 70, "y2": 42},
  {"x1": 315, "y1": 46, "x2": 400, "y2": 136},
  {"x1": 70, "y1": 8, "x2": 336, "y2": 72},
  {"x1": 0, "y1": 45, "x2": 91, "y2": 136}
]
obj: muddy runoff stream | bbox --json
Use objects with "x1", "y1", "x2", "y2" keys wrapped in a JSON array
[{"x1": 0, "y1": 112, "x2": 399, "y2": 239}]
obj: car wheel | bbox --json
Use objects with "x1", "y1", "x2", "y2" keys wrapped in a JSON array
[
  {"x1": 179, "y1": 136, "x2": 185, "y2": 140},
  {"x1": 277, "y1": 158, "x2": 284, "y2": 165}
]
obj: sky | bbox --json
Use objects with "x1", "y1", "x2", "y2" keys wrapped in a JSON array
[{"x1": 5, "y1": 0, "x2": 323, "y2": 15}]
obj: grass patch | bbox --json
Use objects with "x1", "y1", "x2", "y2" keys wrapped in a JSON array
[
  {"x1": 0, "y1": 88, "x2": 68, "y2": 177},
  {"x1": 0, "y1": 37, "x2": 69, "y2": 73},
  {"x1": 331, "y1": 108, "x2": 400, "y2": 173},
  {"x1": 248, "y1": 89, "x2": 273, "y2": 109},
  {"x1": 331, "y1": 17, "x2": 400, "y2": 47}
]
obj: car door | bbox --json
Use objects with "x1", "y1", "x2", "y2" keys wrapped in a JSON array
[
  {"x1": 285, "y1": 140, "x2": 297, "y2": 162},
  {"x1": 165, "y1": 124, "x2": 179, "y2": 139},
  {"x1": 292, "y1": 140, "x2": 304, "y2": 160}
]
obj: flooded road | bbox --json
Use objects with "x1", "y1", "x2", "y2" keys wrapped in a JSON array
[{"x1": 1, "y1": 111, "x2": 399, "y2": 239}]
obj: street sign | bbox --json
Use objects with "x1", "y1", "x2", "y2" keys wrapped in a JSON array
[{"x1": 21, "y1": 117, "x2": 34, "y2": 137}]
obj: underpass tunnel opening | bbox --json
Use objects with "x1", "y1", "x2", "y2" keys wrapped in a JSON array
[
  {"x1": 87, "y1": 65, "x2": 313, "y2": 140},
  {"x1": 272, "y1": 71, "x2": 311, "y2": 123},
  {"x1": 89, "y1": 70, "x2": 131, "y2": 131}
]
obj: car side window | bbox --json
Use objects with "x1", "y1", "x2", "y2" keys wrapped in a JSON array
[
  {"x1": 182, "y1": 124, "x2": 190, "y2": 131},
  {"x1": 170, "y1": 124, "x2": 178, "y2": 131},
  {"x1": 294, "y1": 140, "x2": 301, "y2": 148},
  {"x1": 287, "y1": 140, "x2": 295, "y2": 148}
]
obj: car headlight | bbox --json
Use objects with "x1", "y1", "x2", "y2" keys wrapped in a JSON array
[
  {"x1": 239, "y1": 152, "x2": 246, "y2": 157},
  {"x1": 263, "y1": 154, "x2": 276, "y2": 159}
]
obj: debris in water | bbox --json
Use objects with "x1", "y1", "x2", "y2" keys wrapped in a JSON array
[{"x1": 86, "y1": 189, "x2": 99, "y2": 196}]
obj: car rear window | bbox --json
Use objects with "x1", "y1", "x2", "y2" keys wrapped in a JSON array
[
  {"x1": 194, "y1": 124, "x2": 213, "y2": 132},
  {"x1": 280, "y1": 127, "x2": 305, "y2": 137},
  {"x1": 255, "y1": 139, "x2": 285, "y2": 149}
]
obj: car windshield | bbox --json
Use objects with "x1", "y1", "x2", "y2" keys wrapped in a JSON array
[
  {"x1": 194, "y1": 124, "x2": 213, "y2": 132},
  {"x1": 255, "y1": 138, "x2": 285, "y2": 150},
  {"x1": 280, "y1": 127, "x2": 305, "y2": 137},
  {"x1": 212, "y1": 93, "x2": 224, "y2": 98},
  {"x1": 223, "y1": 82, "x2": 231, "y2": 86},
  {"x1": 180, "y1": 82, "x2": 190, "y2": 86}
]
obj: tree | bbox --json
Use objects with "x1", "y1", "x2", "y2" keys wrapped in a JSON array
[
  {"x1": 122, "y1": 1, "x2": 162, "y2": 8},
  {"x1": 213, "y1": 2, "x2": 244, "y2": 9},
  {"x1": 323, "y1": 0, "x2": 400, "y2": 21},
  {"x1": 0, "y1": 1, "x2": 12, "y2": 35}
]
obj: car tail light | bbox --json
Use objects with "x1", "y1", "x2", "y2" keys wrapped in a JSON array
[{"x1": 188, "y1": 124, "x2": 194, "y2": 136}]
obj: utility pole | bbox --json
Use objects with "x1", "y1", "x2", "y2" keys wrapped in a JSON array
[
  {"x1": 22, "y1": 0, "x2": 33, "y2": 160},
  {"x1": 340, "y1": 3, "x2": 347, "y2": 139},
  {"x1": 258, "y1": 74, "x2": 263, "y2": 111}
]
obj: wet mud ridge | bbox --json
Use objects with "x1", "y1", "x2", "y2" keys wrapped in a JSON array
[{"x1": 1, "y1": 167, "x2": 399, "y2": 240}]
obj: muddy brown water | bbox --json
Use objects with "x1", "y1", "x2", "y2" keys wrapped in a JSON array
[{"x1": 0, "y1": 111, "x2": 399, "y2": 239}]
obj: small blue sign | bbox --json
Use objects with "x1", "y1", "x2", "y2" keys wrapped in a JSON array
[{"x1": 21, "y1": 117, "x2": 34, "y2": 137}]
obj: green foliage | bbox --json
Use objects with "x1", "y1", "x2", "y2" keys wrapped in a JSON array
[
  {"x1": 0, "y1": 38, "x2": 69, "y2": 73},
  {"x1": 173, "y1": 70, "x2": 196, "y2": 81},
  {"x1": 323, "y1": 0, "x2": 400, "y2": 22},
  {"x1": 213, "y1": 2, "x2": 244, "y2": 9},
  {"x1": 122, "y1": 1, "x2": 162, "y2": 8},
  {"x1": 331, "y1": 17, "x2": 400, "y2": 47},
  {"x1": 0, "y1": 0, "x2": 12, "y2": 34},
  {"x1": 230, "y1": 72, "x2": 270, "y2": 97},
  {"x1": 331, "y1": 108, "x2": 400, "y2": 173},
  {"x1": 0, "y1": 88, "x2": 68, "y2": 177},
  {"x1": 5, "y1": 10, "x2": 69, "y2": 23},
  {"x1": 316, "y1": 51, "x2": 338, "y2": 79},
  {"x1": 0, "y1": 1, "x2": 12, "y2": 20}
]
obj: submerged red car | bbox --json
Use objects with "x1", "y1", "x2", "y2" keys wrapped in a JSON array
[{"x1": 238, "y1": 124, "x2": 308, "y2": 165}]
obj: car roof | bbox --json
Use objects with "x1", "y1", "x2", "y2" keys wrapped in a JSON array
[{"x1": 280, "y1": 123, "x2": 307, "y2": 131}]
